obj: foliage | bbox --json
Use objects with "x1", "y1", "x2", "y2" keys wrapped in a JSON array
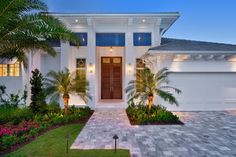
[
  {"x1": 0, "y1": 105, "x2": 93, "y2": 150},
  {"x1": 45, "y1": 68, "x2": 91, "y2": 109},
  {"x1": 30, "y1": 69, "x2": 46, "y2": 114},
  {"x1": 126, "y1": 67, "x2": 181, "y2": 109},
  {"x1": 0, "y1": 0, "x2": 80, "y2": 64},
  {"x1": 46, "y1": 102, "x2": 61, "y2": 113},
  {"x1": 4, "y1": 124, "x2": 130, "y2": 157},
  {"x1": 0, "y1": 85, "x2": 27, "y2": 107},
  {"x1": 0, "y1": 106, "x2": 33, "y2": 125},
  {"x1": 126, "y1": 104, "x2": 180, "y2": 125},
  {"x1": 1, "y1": 135, "x2": 17, "y2": 150}
]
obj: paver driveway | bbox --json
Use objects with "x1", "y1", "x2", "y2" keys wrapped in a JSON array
[{"x1": 71, "y1": 110, "x2": 236, "y2": 157}]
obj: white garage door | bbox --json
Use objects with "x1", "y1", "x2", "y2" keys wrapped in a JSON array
[{"x1": 161, "y1": 73, "x2": 236, "y2": 111}]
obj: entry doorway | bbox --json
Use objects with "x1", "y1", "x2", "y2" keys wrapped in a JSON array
[{"x1": 101, "y1": 57, "x2": 122, "y2": 99}]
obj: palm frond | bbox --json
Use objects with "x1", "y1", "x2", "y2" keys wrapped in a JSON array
[
  {"x1": 157, "y1": 89, "x2": 179, "y2": 106},
  {"x1": 126, "y1": 67, "x2": 181, "y2": 106},
  {"x1": 0, "y1": 0, "x2": 80, "y2": 60}
]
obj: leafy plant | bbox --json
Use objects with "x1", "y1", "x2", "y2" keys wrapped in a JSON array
[
  {"x1": 30, "y1": 69, "x2": 46, "y2": 114},
  {"x1": 126, "y1": 67, "x2": 181, "y2": 111},
  {"x1": 0, "y1": 85, "x2": 27, "y2": 107},
  {"x1": 0, "y1": 0, "x2": 80, "y2": 64},
  {"x1": 126, "y1": 105, "x2": 180, "y2": 125},
  {"x1": 45, "y1": 68, "x2": 91, "y2": 112},
  {"x1": 1, "y1": 135, "x2": 17, "y2": 149},
  {"x1": 18, "y1": 135, "x2": 27, "y2": 143},
  {"x1": 29, "y1": 128, "x2": 38, "y2": 137},
  {"x1": 46, "y1": 102, "x2": 61, "y2": 113},
  {"x1": 0, "y1": 106, "x2": 33, "y2": 125}
]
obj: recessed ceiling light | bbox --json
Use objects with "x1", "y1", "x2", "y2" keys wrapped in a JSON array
[
  {"x1": 142, "y1": 19, "x2": 146, "y2": 23},
  {"x1": 75, "y1": 19, "x2": 79, "y2": 23}
]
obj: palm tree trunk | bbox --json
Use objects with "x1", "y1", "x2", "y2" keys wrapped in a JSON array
[
  {"x1": 148, "y1": 94, "x2": 154, "y2": 114},
  {"x1": 63, "y1": 97, "x2": 69, "y2": 113},
  {"x1": 148, "y1": 97, "x2": 153, "y2": 110}
]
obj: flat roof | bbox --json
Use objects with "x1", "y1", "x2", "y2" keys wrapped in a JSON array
[{"x1": 43, "y1": 12, "x2": 180, "y2": 17}]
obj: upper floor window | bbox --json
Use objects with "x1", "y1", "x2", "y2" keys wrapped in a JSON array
[
  {"x1": 0, "y1": 62, "x2": 20, "y2": 77},
  {"x1": 96, "y1": 33, "x2": 125, "y2": 46},
  {"x1": 133, "y1": 33, "x2": 152, "y2": 46},
  {"x1": 48, "y1": 39, "x2": 61, "y2": 47},
  {"x1": 70, "y1": 33, "x2": 88, "y2": 46}
]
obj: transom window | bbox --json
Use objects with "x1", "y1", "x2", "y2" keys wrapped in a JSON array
[{"x1": 0, "y1": 62, "x2": 20, "y2": 77}]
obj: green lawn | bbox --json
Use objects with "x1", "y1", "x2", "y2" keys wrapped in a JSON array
[{"x1": 5, "y1": 124, "x2": 130, "y2": 157}]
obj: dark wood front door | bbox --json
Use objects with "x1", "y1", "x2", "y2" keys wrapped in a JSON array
[{"x1": 101, "y1": 57, "x2": 122, "y2": 99}]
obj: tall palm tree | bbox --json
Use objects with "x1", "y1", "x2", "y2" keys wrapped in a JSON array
[
  {"x1": 45, "y1": 68, "x2": 91, "y2": 111},
  {"x1": 126, "y1": 67, "x2": 181, "y2": 111},
  {"x1": 0, "y1": 0, "x2": 80, "y2": 64}
]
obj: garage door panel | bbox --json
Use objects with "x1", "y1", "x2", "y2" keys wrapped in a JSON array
[{"x1": 162, "y1": 73, "x2": 236, "y2": 111}]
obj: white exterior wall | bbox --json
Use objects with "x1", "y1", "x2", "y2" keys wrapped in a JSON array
[
  {"x1": 63, "y1": 22, "x2": 156, "y2": 108},
  {"x1": 1, "y1": 13, "x2": 235, "y2": 111}
]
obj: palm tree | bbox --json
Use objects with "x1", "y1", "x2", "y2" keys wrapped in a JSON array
[
  {"x1": 0, "y1": 0, "x2": 80, "y2": 64},
  {"x1": 45, "y1": 68, "x2": 91, "y2": 112},
  {"x1": 126, "y1": 67, "x2": 181, "y2": 111}
]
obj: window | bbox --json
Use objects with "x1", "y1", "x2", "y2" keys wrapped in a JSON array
[
  {"x1": 96, "y1": 33, "x2": 125, "y2": 46},
  {"x1": 48, "y1": 39, "x2": 61, "y2": 47},
  {"x1": 0, "y1": 64, "x2": 7, "y2": 76},
  {"x1": 70, "y1": 33, "x2": 87, "y2": 46},
  {"x1": 136, "y1": 59, "x2": 145, "y2": 91},
  {"x1": 133, "y1": 33, "x2": 152, "y2": 46},
  {"x1": 76, "y1": 58, "x2": 86, "y2": 78},
  {"x1": 9, "y1": 62, "x2": 20, "y2": 76},
  {"x1": 0, "y1": 62, "x2": 20, "y2": 77}
]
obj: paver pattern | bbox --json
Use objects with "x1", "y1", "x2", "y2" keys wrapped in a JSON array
[{"x1": 71, "y1": 109, "x2": 236, "y2": 157}]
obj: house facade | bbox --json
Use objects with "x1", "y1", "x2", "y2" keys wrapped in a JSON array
[{"x1": 1, "y1": 12, "x2": 236, "y2": 111}]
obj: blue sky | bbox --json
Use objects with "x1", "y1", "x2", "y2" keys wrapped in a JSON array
[{"x1": 44, "y1": 0, "x2": 236, "y2": 44}]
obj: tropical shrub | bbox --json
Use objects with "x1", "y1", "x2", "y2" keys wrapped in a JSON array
[
  {"x1": 0, "y1": 106, "x2": 33, "y2": 125},
  {"x1": 126, "y1": 105, "x2": 180, "y2": 125},
  {"x1": 46, "y1": 102, "x2": 61, "y2": 113},
  {"x1": 1, "y1": 135, "x2": 17, "y2": 149}
]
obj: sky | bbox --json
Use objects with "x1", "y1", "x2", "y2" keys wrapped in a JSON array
[{"x1": 44, "y1": 0, "x2": 236, "y2": 44}]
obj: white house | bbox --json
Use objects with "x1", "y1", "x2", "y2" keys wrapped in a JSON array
[{"x1": 1, "y1": 12, "x2": 236, "y2": 111}]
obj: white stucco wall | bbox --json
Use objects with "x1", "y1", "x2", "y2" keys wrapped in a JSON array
[{"x1": 41, "y1": 52, "x2": 61, "y2": 76}]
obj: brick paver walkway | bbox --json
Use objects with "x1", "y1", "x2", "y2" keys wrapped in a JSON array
[{"x1": 71, "y1": 110, "x2": 236, "y2": 157}]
